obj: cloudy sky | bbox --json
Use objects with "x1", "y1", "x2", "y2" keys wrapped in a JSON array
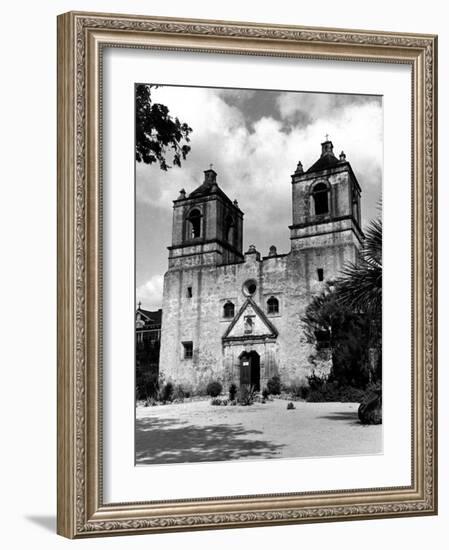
[{"x1": 136, "y1": 85, "x2": 383, "y2": 310}]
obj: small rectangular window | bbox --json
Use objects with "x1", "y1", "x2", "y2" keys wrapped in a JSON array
[
  {"x1": 317, "y1": 268, "x2": 324, "y2": 282},
  {"x1": 267, "y1": 296, "x2": 279, "y2": 314},
  {"x1": 182, "y1": 341, "x2": 193, "y2": 359},
  {"x1": 186, "y1": 286, "x2": 193, "y2": 298}
]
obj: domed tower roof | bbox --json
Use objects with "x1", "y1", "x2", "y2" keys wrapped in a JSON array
[
  {"x1": 188, "y1": 166, "x2": 235, "y2": 205},
  {"x1": 189, "y1": 167, "x2": 217, "y2": 196},
  {"x1": 306, "y1": 139, "x2": 340, "y2": 173}
]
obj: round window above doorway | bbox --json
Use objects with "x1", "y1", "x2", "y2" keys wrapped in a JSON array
[{"x1": 242, "y1": 279, "x2": 257, "y2": 297}]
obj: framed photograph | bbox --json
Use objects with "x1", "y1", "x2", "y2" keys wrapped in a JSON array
[{"x1": 57, "y1": 11, "x2": 438, "y2": 538}]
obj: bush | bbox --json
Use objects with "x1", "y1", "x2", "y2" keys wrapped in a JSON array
[
  {"x1": 207, "y1": 380, "x2": 223, "y2": 397},
  {"x1": 284, "y1": 380, "x2": 309, "y2": 400},
  {"x1": 136, "y1": 370, "x2": 159, "y2": 401},
  {"x1": 337, "y1": 385, "x2": 367, "y2": 402},
  {"x1": 211, "y1": 398, "x2": 228, "y2": 406},
  {"x1": 358, "y1": 382, "x2": 382, "y2": 424},
  {"x1": 160, "y1": 382, "x2": 174, "y2": 403},
  {"x1": 307, "y1": 372, "x2": 326, "y2": 391},
  {"x1": 286, "y1": 402, "x2": 295, "y2": 410},
  {"x1": 144, "y1": 396, "x2": 157, "y2": 407},
  {"x1": 298, "y1": 385, "x2": 310, "y2": 400},
  {"x1": 366, "y1": 380, "x2": 382, "y2": 395},
  {"x1": 238, "y1": 385, "x2": 255, "y2": 406},
  {"x1": 306, "y1": 375, "x2": 368, "y2": 403},
  {"x1": 228, "y1": 383, "x2": 237, "y2": 401},
  {"x1": 267, "y1": 376, "x2": 281, "y2": 395},
  {"x1": 358, "y1": 394, "x2": 382, "y2": 424},
  {"x1": 172, "y1": 384, "x2": 185, "y2": 401}
]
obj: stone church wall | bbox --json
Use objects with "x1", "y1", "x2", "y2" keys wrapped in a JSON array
[{"x1": 159, "y1": 235, "x2": 353, "y2": 393}]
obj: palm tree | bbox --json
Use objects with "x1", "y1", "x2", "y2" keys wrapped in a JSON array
[
  {"x1": 336, "y1": 216, "x2": 382, "y2": 424},
  {"x1": 336, "y1": 216, "x2": 382, "y2": 318}
]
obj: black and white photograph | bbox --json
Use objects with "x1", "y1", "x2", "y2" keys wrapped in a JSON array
[
  {"x1": 1, "y1": 0, "x2": 441, "y2": 545},
  {"x1": 134, "y1": 83, "x2": 383, "y2": 466}
]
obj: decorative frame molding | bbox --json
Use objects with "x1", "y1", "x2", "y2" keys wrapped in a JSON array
[{"x1": 57, "y1": 11, "x2": 437, "y2": 538}]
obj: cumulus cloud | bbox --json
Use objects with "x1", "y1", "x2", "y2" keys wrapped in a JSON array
[
  {"x1": 277, "y1": 92, "x2": 380, "y2": 126},
  {"x1": 136, "y1": 85, "x2": 383, "y2": 298},
  {"x1": 136, "y1": 275, "x2": 164, "y2": 310}
]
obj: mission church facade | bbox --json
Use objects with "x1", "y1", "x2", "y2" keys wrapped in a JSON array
[{"x1": 158, "y1": 140, "x2": 364, "y2": 392}]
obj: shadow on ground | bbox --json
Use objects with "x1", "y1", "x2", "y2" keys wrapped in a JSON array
[
  {"x1": 136, "y1": 417, "x2": 284, "y2": 464},
  {"x1": 318, "y1": 410, "x2": 361, "y2": 424},
  {"x1": 25, "y1": 515, "x2": 56, "y2": 533}
]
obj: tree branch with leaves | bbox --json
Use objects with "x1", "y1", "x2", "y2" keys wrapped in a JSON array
[{"x1": 135, "y1": 84, "x2": 193, "y2": 171}]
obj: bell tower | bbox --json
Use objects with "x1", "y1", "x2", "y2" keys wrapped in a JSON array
[
  {"x1": 289, "y1": 139, "x2": 364, "y2": 277},
  {"x1": 168, "y1": 168, "x2": 244, "y2": 269}
]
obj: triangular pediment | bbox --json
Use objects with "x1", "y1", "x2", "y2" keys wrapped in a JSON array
[
  {"x1": 136, "y1": 308, "x2": 162, "y2": 325},
  {"x1": 222, "y1": 298, "x2": 278, "y2": 341},
  {"x1": 136, "y1": 310, "x2": 151, "y2": 322}
]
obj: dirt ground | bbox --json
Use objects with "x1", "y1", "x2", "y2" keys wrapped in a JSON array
[{"x1": 135, "y1": 398, "x2": 382, "y2": 465}]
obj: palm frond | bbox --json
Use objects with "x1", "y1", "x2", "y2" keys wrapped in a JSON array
[
  {"x1": 337, "y1": 260, "x2": 382, "y2": 315},
  {"x1": 362, "y1": 217, "x2": 382, "y2": 267},
  {"x1": 335, "y1": 216, "x2": 382, "y2": 316}
]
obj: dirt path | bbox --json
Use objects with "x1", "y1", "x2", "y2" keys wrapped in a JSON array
[{"x1": 135, "y1": 399, "x2": 382, "y2": 465}]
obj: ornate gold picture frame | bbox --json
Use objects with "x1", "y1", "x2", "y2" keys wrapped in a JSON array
[{"x1": 57, "y1": 11, "x2": 437, "y2": 538}]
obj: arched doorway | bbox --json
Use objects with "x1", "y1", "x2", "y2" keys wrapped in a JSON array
[{"x1": 239, "y1": 351, "x2": 260, "y2": 391}]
